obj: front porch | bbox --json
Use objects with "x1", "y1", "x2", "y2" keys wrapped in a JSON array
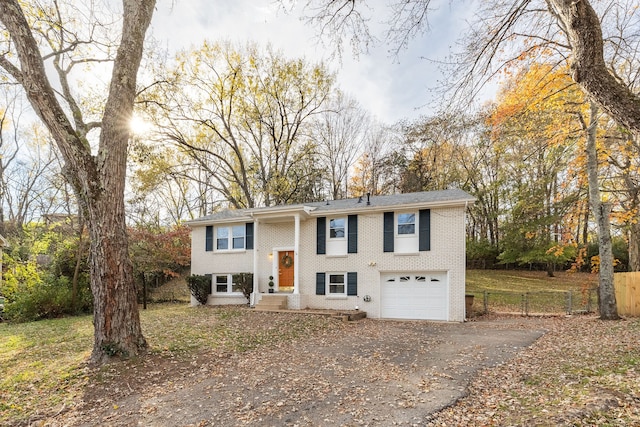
[{"x1": 253, "y1": 294, "x2": 366, "y2": 321}]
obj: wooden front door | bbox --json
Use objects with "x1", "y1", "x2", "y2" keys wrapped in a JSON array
[{"x1": 278, "y1": 251, "x2": 294, "y2": 292}]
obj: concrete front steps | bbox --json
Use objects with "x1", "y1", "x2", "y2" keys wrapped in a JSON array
[
  {"x1": 254, "y1": 294, "x2": 288, "y2": 311},
  {"x1": 253, "y1": 295, "x2": 366, "y2": 321}
]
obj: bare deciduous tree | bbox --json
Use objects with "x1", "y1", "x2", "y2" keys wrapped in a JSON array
[
  {"x1": 312, "y1": 92, "x2": 369, "y2": 199},
  {"x1": 148, "y1": 42, "x2": 334, "y2": 209},
  {"x1": 300, "y1": 0, "x2": 640, "y2": 134}
]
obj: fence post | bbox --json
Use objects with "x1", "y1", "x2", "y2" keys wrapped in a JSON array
[
  {"x1": 521, "y1": 293, "x2": 528, "y2": 316},
  {"x1": 483, "y1": 291, "x2": 488, "y2": 314},
  {"x1": 566, "y1": 291, "x2": 572, "y2": 315}
]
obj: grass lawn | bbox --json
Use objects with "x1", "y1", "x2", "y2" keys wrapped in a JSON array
[
  {"x1": 0, "y1": 304, "x2": 336, "y2": 425},
  {"x1": 0, "y1": 270, "x2": 634, "y2": 426},
  {"x1": 466, "y1": 269, "x2": 599, "y2": 315},
  {"x1": 466, "y1": 269, "x2": 598, "y2": 293}
]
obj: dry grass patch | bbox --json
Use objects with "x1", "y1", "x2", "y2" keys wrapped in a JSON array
[
  {"x1": 466, "y1": 269, "x2": 597, "y2": 293},
  {"x1": 0, "y1": 304, "x2": 340, "y2": 425},
  {"x1": 0, "y1": 316, "x2": 93, "y2": 424}
]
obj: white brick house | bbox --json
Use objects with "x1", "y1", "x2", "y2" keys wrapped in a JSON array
[{"x1": 186, "y1": 189, "x2": 475, "y2": 321}]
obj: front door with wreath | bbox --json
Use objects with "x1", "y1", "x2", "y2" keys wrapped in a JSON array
[{"x1": 278, "y1": 251, "x2": 294, "y2": 292}]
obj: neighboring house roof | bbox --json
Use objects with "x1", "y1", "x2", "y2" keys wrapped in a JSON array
[{"x1": 187, "y1": 189, "x2": 475, "y2": 226}]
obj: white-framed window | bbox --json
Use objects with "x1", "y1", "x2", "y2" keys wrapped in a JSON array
[
  {"x1": 231, "y1": 225, "x2": 245, "y2": 249},
  {"x1": 329, "y1": 218, "x2": 346, "y2": 239},
  {"x1": 213, "y1": 274, "x2": 242, "y2": 293},
  {"x1": 328, "y1": 272, "x2": 346, "y2": 295},
  {"x1": 216, "y1": 225, "x2": 245, "y2": 251},
  {"x1": 397, "y1": 213, "x2": 416, "y2": 235}
]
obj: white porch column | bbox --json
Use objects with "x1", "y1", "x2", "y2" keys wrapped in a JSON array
[
  {"x1": 293, "y1": 213, "x2": 300, "y2": 294},
  {"x1": 251, "y1": 218, "x2": 259, "y2": 306}
]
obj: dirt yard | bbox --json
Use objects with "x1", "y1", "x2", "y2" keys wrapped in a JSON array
[{"x1": 44, "y1": 314, "x2": 551, "y2": 427}]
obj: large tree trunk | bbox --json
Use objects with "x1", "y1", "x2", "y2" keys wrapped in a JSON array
[
  {"x1": 546, "y1": 0, "x2": 640, "y2": 135},
  {"x1": 87, "y1": 204, "x2": 145, "y2": 361},
  {"x1": 0, "y1": 0, "x2": 156, "y2": 363},
  {"x1": 584, "y1": 102, "x2": 619, "y2": 320}
]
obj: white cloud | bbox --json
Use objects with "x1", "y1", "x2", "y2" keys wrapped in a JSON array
[{"x1": 149, "y1": 0, "x2": 476, "y2": 123}]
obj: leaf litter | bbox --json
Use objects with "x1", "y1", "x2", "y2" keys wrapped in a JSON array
[{"x1": 35, "y1": 307, "x2": 640, "y2": 427}]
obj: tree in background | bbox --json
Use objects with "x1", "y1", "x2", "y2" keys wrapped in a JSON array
[
  {"x1": 312, "y1": 92, "x2": 369, "y2": 200},
  {"x1": 397, "y1": 114, "x2": 469, "y2": 192},
  {"x1": 0, "y1": 0, "x2": 155, "y2": 362},
  {"x1": 300, "y1": 0, "x2": 640, "y2": 134},
  {"x1": 349, "y1": 123, "x2": 401, "y2": 196},
  {"x1": 128, "y1": 225, "x2": 191, "y2": 308},
  {"x1": 582, "y1": 102, "x2": 620, "y2": 319},
  {"x1": 143, "y1": 41, "x2": 334, "y2": 210},
  {"x1": 0, "y1": 220, "x2": 92, "y2": 322},
  {"x1": 461, "y1": 113, "x2": 503, "y2": 255},
  {"x1": 487, "y1": 63, "x2": 585, "y2": 276},
  {"x1": 127, "y1": 140, "x2": 205, "y2": 226},
  {"x1": 0, "y1": 92, "x2": 67, "y2": 233}
]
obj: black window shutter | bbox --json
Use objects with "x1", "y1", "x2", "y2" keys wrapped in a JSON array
[
  {"x1": 316, "y1": 217, "x2": 326, "y2": 254},
  {"x1": 383, "y1": 212, "x2": 394, "y2": 252},
  {"x1": 347, "y1": 272, "x2": 357, "y2": 296},
  {"x1": 316, "y1": 272, "x2": 326, "y2": 295},
  {"x1": 205, "y1": 226, "x2": 213, "y2": 252},
  {"x1": 245, "y1": 223, "x2": 254, "y2": 249},
  {"x1": 419, "y1": 209, "x2": 431, "y2": 251},
  {"x1": 347, "y1": 215, "x2": 358, "y2": 253}
]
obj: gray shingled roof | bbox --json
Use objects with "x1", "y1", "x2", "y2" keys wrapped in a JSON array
[
  {"x1": 187, "y1": 188, "x2": 475, "y2": 224},
  {"x1": 188, "y1": 208, "x2": 252, "y2": 224},
  {"x1": 306, "y1": 188, "x2": 474, "y2": 212}
]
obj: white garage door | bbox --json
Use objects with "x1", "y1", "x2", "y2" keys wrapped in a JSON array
[{"x1": 381, "y1": 272, "x2": 449, "y2": 320}]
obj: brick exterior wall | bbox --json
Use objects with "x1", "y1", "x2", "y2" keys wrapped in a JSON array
[
  {"x1": 190, "y1": 205, "x2": 467, "y2": 321},
  {"x1": 190, "y1": 226, "x2": 253, "y2": 306},
  {"x1": 296, "y1": 208, "x2": 467, "y2": 321}
]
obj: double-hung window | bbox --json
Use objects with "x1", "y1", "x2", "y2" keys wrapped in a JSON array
[
  {"x1": 216, "y1": 225, "x2": 246, "y2": 251},
  {"x1": 328, "y1": 273, "x2": 346, "y2": 295},
  {"x1": 329, "y1": 218, "x2": 345, "y2": 238},
  {"x1": 397, "y1": 213, "x2": 416, "y2": 235},
  {"x1": 215, "y1": 274, "x2": 229, "y2": 292},
  {"x1": 216, "y1": 227, "x2": 229, "y2": 250},
  {"x1": 231, "y1": 225, "x2": 245, "y2": 249}
]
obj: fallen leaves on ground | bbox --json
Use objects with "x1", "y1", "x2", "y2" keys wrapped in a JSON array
[
  {"x1": 34, "y1": 308, "x2": 640, "y2": 427},
  {"x1": 428, "y1": 315, "x2": 640, "y2": 426}
]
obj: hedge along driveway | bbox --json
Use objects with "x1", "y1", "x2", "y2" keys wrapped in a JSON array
[{"x1": 47, "y1": 310, "x2": 546, "y2": 427}]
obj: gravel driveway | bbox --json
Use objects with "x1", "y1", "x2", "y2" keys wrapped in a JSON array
[{"x1": 57, "y1": 316, "x2": 546, "y2": 427}]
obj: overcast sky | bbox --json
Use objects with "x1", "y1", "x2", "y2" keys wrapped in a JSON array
[{"x1": 149, "y1": 0, "x2": 477, "y2": 124}]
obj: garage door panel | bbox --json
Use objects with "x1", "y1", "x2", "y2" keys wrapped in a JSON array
[{"x1": 381, "y1": 272, "x2": 448, "y2": 320}]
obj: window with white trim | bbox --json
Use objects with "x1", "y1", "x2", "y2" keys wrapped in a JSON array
[
  {"x1": 397, "y1": 213, "x2": 416, "y2": 235},
  {"x1": 329, "y1": 218, "x2": 346, "y2": 238},
  {"x1": 216, "y1": 225, "x2": 245, "y2": 251},
  {"x1": 214, "y1": 274, "x2": 242, "y2": 293},
  {"x1": 328, "y1": 273, "x2": 346, "y2": 295},
  {"x1": 231, "y1": 225, "x2": 245, "y2": 249}
]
